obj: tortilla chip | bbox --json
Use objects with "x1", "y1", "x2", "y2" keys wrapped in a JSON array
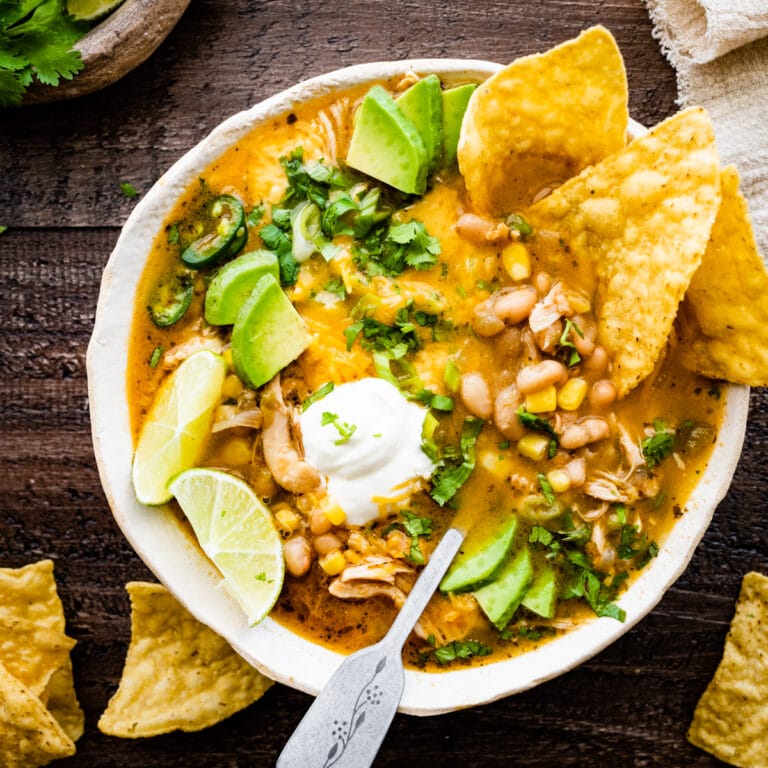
[
  {"x1": 526, "y1": 107, "x2": 721, "y2": 397},
  {"x1": 458, "y1": 25, "x2": 628, "y2": 216},
  {"x1": 0, "y1": 618, "x2": 75, "y2": 697},
  {"x1": 677, "y1": 165, "x2": 768, "y2": 386},
  {"x1": 0, "y1": 560, "x2": 85, "y2": 741},
  {"x1": 687, "y1": 571, "x2": 768, "y2": 767},
  {"x1": 0, "y1": 659, "x2": 75, "y2": 768},
  {"x1": 0, "y1": 561, "x2": 64, "y2": 632},
  {"x1": 98, "y1": 582, "x2": 274, "y2": 738},
  {"x1": 43, "y1": 660, "x2": 85, "y2": 742}
]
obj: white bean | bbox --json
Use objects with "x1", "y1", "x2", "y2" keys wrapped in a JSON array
[
  {"x1": 494, "y1": 384, "x2": 525, "y2": 440},
  {"x1": 284, "y1": 536, "x2": 312, "y2": 577},
  {"x1": 516, "y1": 359, "x2": 568, "y2": 394},
  {"x1": 493, "y1": 287, "x2": 538, "y2": 325},
  {"x1": 588, "y1": 379, "x2": 618, "y2": 409},
  {"x1": 460, "y1": 372, "x2": 493, "y2": 419},
  {"x1": 559, "y1": 417, "x2": 610, "y2": 450}
]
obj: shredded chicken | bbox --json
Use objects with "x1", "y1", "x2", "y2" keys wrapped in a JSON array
[
  {"x1": 328, "y1": 580, "x2": 408, "y2": 608},
  {"x1": 162, "y1": 326, "x2": 224, "y2": 369},
  {"x1": 339, "y1": 556, "x2": 414, "y2": 585},
  {"x1": 212, "y1": 404, "x2": 262, "y2": 433},
  {"x1": 414, "y1": 592, "x2": 480, "y2": 645},
  {"x1": 260, "y1": 374, "x2": 321, "y2": 494},
  {"x1": 528, "y1": 281, "x2": 573, "y2": 334}
]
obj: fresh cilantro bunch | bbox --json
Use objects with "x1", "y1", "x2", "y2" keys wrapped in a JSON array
[{"x1": 0, "y1": 0, "x2": 87, "y2": 107}]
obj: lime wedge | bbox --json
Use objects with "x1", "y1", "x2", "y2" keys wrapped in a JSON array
[
  {"x1": 167, "y1": 468, "x2": 284, "y2": 625},
  {"x1": 132, "y1": 350, "x2": 226, "y2": 506},
  {"x1": 66, "y1": 0, "x2": 124, "y2": 21}
]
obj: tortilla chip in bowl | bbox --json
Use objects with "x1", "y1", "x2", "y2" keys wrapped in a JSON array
[{"x1": 87, "y1": 35, "x2": 754, "y2": 716}]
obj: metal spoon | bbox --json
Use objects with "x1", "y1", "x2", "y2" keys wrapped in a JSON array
[{"x1": 276, "y1": 526, "x2": 464, "y2": 768}]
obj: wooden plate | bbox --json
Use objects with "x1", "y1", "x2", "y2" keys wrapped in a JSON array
[{"x1": 24, "y1": 0, "x2": 190, "y2": 103}]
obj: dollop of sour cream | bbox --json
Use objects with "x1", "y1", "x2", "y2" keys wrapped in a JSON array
[{"x1": 300, "y1": 377, "x2": 434, "y2": 526}]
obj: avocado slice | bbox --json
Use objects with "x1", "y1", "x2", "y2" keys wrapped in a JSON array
[
  {"x1": 441, "y1": 83, "x2": 477, "y2": 167},
  {"x1": 473, "y1": 546, "x2": 533, "y2": 630},
  {"x1": 345, "y1": 85, "x2": 428, "y2": 195},
  {"x1": 439, "y1": 516, "x2": 518, "y2": 594},
  {"x1": 521, "y1": 565, "x2": 557, "y2": 619},
  {"x1": 204, "y1": 250, "x2": 280, "y2": 325},
  {"x1": 231, "y1": 273, "x2": 311, "y2": 389},
  {"x1": 395, "y1": 74, "x2": 443, "y2": 176}
]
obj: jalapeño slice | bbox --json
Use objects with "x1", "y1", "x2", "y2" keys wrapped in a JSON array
[
  {"x1": 148, "y1": 271, "x2": 194, "y2": 327},
  {"x1": 181, "y1": 194, "x2": 247, "y2": 268}
]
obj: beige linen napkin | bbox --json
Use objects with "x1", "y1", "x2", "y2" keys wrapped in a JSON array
[{"x1": 644, "y1": 0, "x2": 768, "y2": 263}]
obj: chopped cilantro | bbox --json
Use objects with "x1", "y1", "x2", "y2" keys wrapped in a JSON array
[
  {"x1": 301, "y1": 382, "x2": 334, "y2": 411},
  {"x1": 641, "y1": 420, "x2": 675, "y2": 468},
  {"x1": 430, "y1": 417, "x2": 484, "y2": 506},
  {"x1": 167, "y1": 223, "x2": 179, "y2": 245},
  {"x1": 320, "y1": 411, "x2": 356, "y2": 444},
  {"x1": 558, "y1": 319, "x2": 583, "y2": 367},
  {"x1": 432, "y1": 639, "x2": 492, "y2": 666},
  {"x1": 120, "y1": 182, "x2": 138, "y2": 198},
  {"x1": 617, "y1": 524, "x2": 641, "y2": 559},
  {"x1": 322, "y1": 277, "x2": 347, "y2": 300},
  {"x1": 506, "y1": 213, "x2": 533, "y2": 240},
  {"x1": 0, "y1": 225, "x2": 7, "y2": 235},
  {"x1": 246, "y1": 205, "x2": 265, "y2": 228},
  {"x1": 148, "y1": 346, "x2": 163, "y2": 368},
  {"x1": 353, "y1": 218, "x2": 440, "y2": 277},
  {"x1": 537, "y1": 473, "x2": 556, "y2": 504}
]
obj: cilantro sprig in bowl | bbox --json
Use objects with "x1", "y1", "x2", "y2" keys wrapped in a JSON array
[{"x1": 3, "y1": 0, "x2": 189, "y2": 106}]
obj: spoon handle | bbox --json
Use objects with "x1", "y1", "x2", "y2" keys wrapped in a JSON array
[{"x1": 276, "y1": 527, "x2": 464, "y2": 768}]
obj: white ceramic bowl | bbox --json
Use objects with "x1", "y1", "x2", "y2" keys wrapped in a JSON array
[{"x1": 87, "y1": 60, "x2": 749, "y2": 715}]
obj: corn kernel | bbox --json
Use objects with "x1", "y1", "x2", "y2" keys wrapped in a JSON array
[
  {"x1": 501, "y1": 242, "x2": 532, "y2": 281},
  {"x1": 216, "y1": 437, "x2": 252, "y2": 465},
  {"x1": 517, "y1": 434, "x2": 551, "y2": 461},
  {"x1": 222, "y1": 374, "x2": 243, "y2": 400},
  {"x1": 343, "y1": 549, "x2": 362, "y2": 564},
  {"x1": 568, "y1": 291, "x2": 591, "y2": 314},
  {"x1": 525, "y1": 385, "x2": 557, "y2": 413},
  {"x1": 321, "y1": 496, "x2": 346, "y2": 527},
  {"x1": 273, "y1": 505, "x2": 301, "y2": 534},
  {"x1": 318, "y1": 549, "x2": 346, "y2": 576},
  {"x1": 547, "y1": 469, "x2": 571, "y2": 493},
  {"x1": 558, "y1": 377, "x2": 588, "y2": 411},
  {"x1": 222, "y1": 348, "x2": 234, "y2": 370}
]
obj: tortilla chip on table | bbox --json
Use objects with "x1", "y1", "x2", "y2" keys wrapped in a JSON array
[
  {"x1": 688, "y1": 572, "x2": 768, "y2": 768},
  {"x1": 98, "y1": 581, "x2": 274, "y2": 738},
  {"x1": 0, "y1": 560, "x2": 84, "y2": 743}
]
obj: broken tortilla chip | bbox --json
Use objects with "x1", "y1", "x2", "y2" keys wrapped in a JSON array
[
  {"x1": 458, "y1": 25, "x2": 628, "y2": 216},
  {"x1": 0, "y1": 617, "x2": 75, "y2": 697},
  {"x1": 0, "y1": 659, "x2": 75, "y2": 768},
  {"x1": 687, "y1": 571, "x2": 768, "y2": 768},
  {"x1": 677, "y1": 165, "x2": 768, "y2": 386},
  {"x1": 98, "y1": 581, "x2": 274, "y2": 738},
  {"x1": 525, "y1": 106, "x2": 721, "y2": 397},
  {"x1": 0, "y1": 560, "x2": 85, "y2": 741}
]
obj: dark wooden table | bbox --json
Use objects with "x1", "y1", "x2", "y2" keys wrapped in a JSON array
[{"x1": 1, "y1": 1, "x2": 766, "y2": 765}]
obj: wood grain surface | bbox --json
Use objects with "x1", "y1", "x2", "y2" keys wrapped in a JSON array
[{"x1": 1, "y1": 1, "x2": 766, "y2": 766}]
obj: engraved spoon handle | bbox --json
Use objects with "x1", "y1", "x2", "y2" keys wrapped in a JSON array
[{"x1": 276, "y1": 527, "x2": 464, "y2": 768}]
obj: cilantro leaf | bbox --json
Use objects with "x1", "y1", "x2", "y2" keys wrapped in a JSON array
[
  {"x1": 301, "y1": 382, "x2": 334, "y2": 411},
  {"x1": 320, "y1": 411, "x2": 356, "y2": 445},
  {"x1": 353, "y1": 218, "x2": 440, "y2": 277},
  {"x1": 432, "y1": 639, "x2": 492, "y2": 666},
  {"x1": 641, "y1": 420, "x2": 675, "y2": 468},
  {"x1": 517, "y1": 406, "x2": 558, "y2": 458},
  {"x1": 430, "y1": 417, "x2": 484, "y2": 506},
  {"x1": 0, "y1": 0, "x2": 87, "y2": 106}
]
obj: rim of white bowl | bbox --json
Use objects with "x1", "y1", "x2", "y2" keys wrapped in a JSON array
[{"x1": 87, "y1": 59, "x2": 749, "y2": 716}]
